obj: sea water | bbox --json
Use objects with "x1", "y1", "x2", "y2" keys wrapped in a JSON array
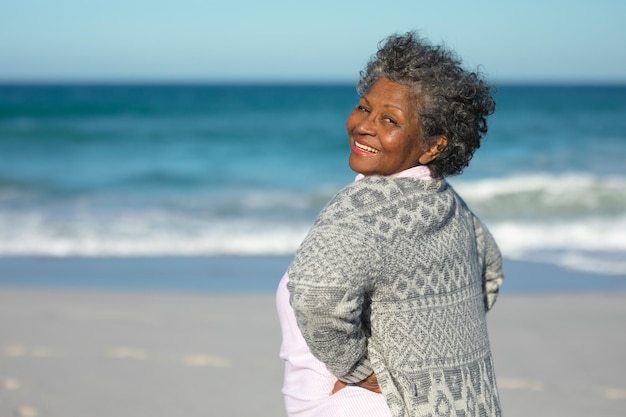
[{"x1": 1, "y1": 84, "x2": 625, "y2": 276}]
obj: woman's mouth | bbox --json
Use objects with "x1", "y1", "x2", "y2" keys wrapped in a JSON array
[{"x1": 353, "y1": 140, "x2": 379, "y2": 154}]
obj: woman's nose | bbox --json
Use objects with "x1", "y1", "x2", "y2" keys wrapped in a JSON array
[{"x1": 355, "y1": 114, "x2": 375, "y2": 135}]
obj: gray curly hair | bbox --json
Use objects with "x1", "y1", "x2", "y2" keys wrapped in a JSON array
[{"x1": 357, "y1": 32, "x2": 496, "y2": 177}]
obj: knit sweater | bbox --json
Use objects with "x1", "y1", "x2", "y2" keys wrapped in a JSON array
[{"x1": 287, "y1": 175, "x2": 503, "y2": 417}]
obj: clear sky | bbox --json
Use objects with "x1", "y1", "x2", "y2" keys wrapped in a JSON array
[{"x1": 1, "y1": 0, "x2": 625, "y2": 84}]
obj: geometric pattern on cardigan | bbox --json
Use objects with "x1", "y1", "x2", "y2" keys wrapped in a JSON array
[{"x1": 288, "y1": 176, "x2": 504, "y2": 417}]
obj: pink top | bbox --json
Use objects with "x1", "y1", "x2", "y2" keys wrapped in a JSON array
[
  {"x1": 354, "y1": 165, "x2": 435, "y2": 182},
  {"x1": 276, "y1": 166, "x2": 433, "y2": 417}
]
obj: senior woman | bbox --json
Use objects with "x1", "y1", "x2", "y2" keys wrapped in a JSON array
[{"x1": 276, "y1": 31, "x2": 504, "y2": 417}]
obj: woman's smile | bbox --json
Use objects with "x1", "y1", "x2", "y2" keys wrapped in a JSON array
[{"x1": 352, "y1": 140, "x2": 380, "y2": 155}]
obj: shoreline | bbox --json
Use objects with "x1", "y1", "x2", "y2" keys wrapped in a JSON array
[{"x1": 0, "y1": 255, "x2": 624, "y2": 294}]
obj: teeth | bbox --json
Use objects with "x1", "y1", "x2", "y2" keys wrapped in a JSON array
[{"x1": 355, "y1": 141, "x2": 379, "y2": 154}]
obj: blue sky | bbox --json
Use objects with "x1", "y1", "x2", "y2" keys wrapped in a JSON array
[{"x1": 1, "y1": 0, "x2": 625, "y2": 83}]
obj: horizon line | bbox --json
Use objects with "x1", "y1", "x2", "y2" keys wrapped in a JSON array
[{"x1": 1, "y1": 76, "x2": 626, "y2": 87}]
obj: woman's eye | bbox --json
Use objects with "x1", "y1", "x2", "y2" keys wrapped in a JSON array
[
  {"x1": 357, "y1": 105, "x2": 369, "y2": 112},
  {"x1": 384, "y1": 117, "x2": 397, "y2": 125}
]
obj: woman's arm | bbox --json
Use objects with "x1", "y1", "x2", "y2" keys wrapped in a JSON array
[
  {"x1": 473, "y1": 216, "x2": 504, "y2": 311},
  {"x1": 287, "y1": 224, "x2": 380, "y2": 383}
]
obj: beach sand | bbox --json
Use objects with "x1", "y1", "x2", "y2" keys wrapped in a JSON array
[{"x1": 1, "y1": 257, "x2": 625, "y2": 417}]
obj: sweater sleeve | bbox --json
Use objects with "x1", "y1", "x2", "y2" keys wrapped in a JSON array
[
  {"x1": 473, "y1": 216, "x2": 504, "y2": 311},
  {"x1": 287, "y1": 223, "x2": 380, "y2": 384}
]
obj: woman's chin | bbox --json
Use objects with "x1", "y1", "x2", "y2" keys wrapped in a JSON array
[{"x1": 349, "y1": 156, "x2": 378, "y2": 176}]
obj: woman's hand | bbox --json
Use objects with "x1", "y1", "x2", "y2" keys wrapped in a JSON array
[{"x1": 330, "y1": 372, "x2": 381, "y2": 395}]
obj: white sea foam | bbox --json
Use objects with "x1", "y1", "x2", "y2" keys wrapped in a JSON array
[
  {"x1": 2, "y1": 211, "x2": 625, "y2": 275},
  {"x1": 551, "y1": 253, "x2": 626, "y2": 276},
  {"x1": 488, "y1": 216, "x2": 626, "y2": 275},
  {"x1": 1, "y1": 172, "x2": 625, "y2": 276},
  {"x1": 489, "y1": 217, "x2": 626, "y2": 254},
  {"x1": 0, "y1": 213, "x2": 311, "y2": 257},
  {"x1": 451, "y1": 173, "x2": 626, "y2": 210},
  {"x1": 452, "y1": 173, "x2": 613, "y2": 200}
]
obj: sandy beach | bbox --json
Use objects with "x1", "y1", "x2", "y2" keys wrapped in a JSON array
[{"x1": 1, "y1": 257, "x2": 625, "y2": 417}]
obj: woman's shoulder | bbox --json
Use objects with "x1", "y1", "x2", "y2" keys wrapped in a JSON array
[
  {"x1": 341, "y1": 175, "x2": 446, "y2": 202},
  {"x1": 321, "y1": 176, "x2": 449, "y2": 218}
]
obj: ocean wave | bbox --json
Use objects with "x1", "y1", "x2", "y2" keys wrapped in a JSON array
[
  {"x1": 1, "y1": 209, "x2": 625, "y2": 276},
  {"x1": 540, "y1": 251, "x2": 626, "y2": 276},
  {"x1": 451, "y1": 173, "x2": 626, "y2": 218},
  {"x1": 0, "y1": 212, "x2": 311, "y2": 257},
  {"x1": 488, "y1": 215, "x2": 626, "y2": 274},
  {"x1": 490, "y1": 216, "x2": 626, "y2": 253},
  {"x1": 1, "y1": 171, "x2": 625, "y2": 276}
]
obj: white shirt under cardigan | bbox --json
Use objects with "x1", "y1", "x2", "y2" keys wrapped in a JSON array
[{"x1": 276, "y1": 166, "x2": 433, "y2": 417}]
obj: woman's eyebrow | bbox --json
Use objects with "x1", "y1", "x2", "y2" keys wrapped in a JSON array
[{"x1": 361, "y1": 95, "x2": 405, "y2": 113}]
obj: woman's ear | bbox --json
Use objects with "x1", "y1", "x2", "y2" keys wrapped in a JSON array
[{"x1": 418, "y1": 135, "x2": 448, "y2": 164}]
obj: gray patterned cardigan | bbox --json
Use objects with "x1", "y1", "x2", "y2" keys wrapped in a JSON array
[{"x1": 287, "y1": 175, "x2": 503, "y2": 417}]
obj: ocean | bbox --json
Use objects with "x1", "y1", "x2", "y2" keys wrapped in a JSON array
[{"x1": 1, "y1": 83, "x2": 625, "y2": 278}]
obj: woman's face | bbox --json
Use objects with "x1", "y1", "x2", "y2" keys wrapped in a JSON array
[{"x1": 346, "y1": 78, "x2": 433, "y2": 176}]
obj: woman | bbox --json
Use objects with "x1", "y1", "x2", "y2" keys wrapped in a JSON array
[{"x1": 277, "y1": 32, "x2": 503, "y2": 417}]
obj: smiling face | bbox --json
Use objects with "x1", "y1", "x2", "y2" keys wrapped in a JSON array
[{"x1": 346, "y1": 78, "x2": 440, "y2": 176}]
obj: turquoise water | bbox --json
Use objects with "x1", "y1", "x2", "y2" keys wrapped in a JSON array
[{"x1": 1, "y1": 84, "x2": 625, "y2": 276}]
